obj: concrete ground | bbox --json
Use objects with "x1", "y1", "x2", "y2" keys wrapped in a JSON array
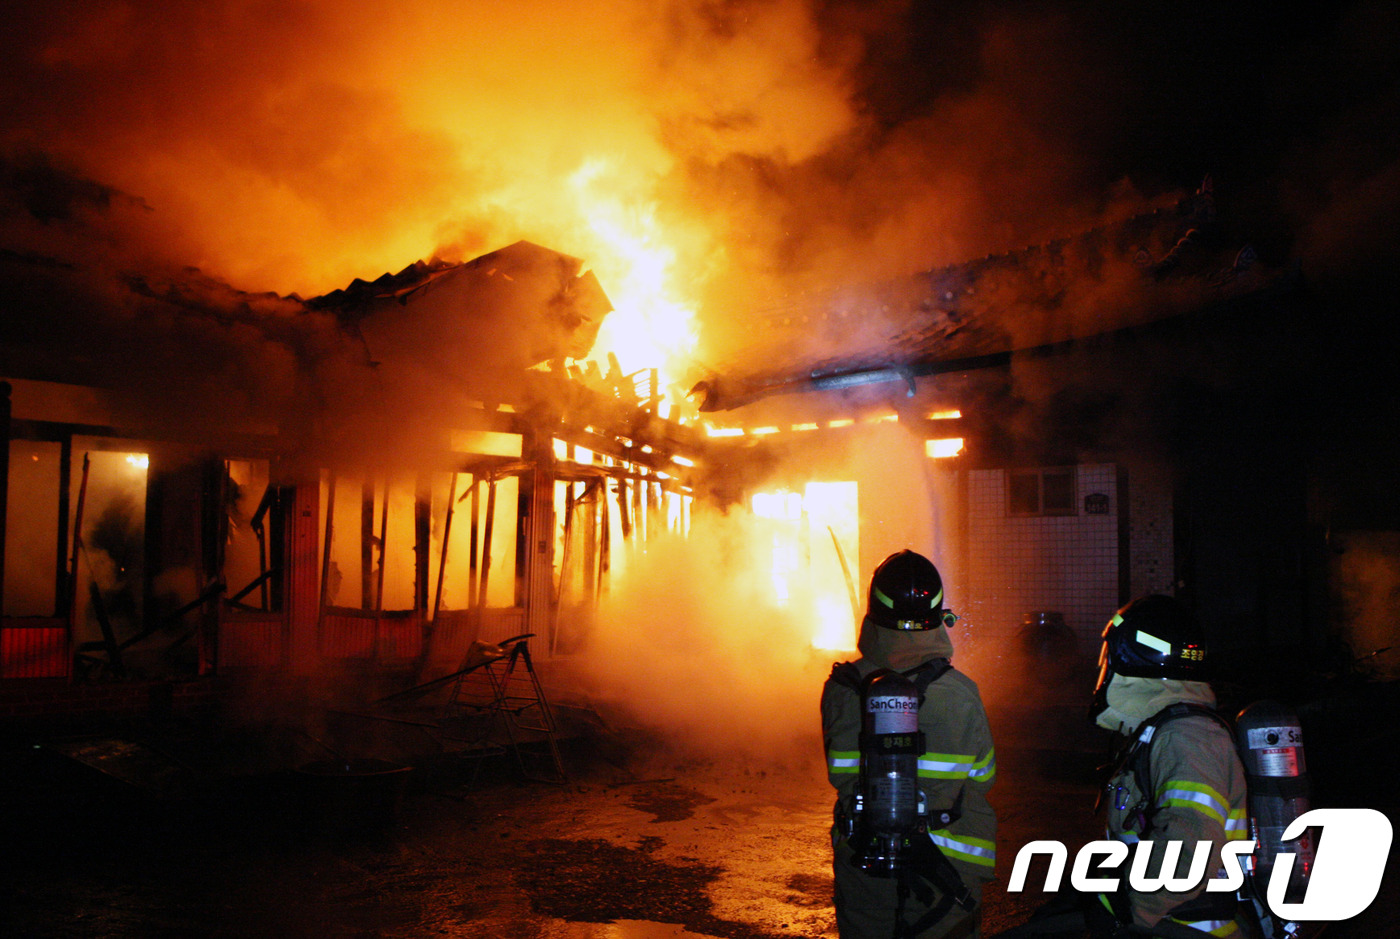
[{"x1": 1, "y1": 668, "x2": 1397, "y2": 938}]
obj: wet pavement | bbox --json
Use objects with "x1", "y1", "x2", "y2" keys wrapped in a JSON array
[{"x1": 2, "y1": 683, "x2": 1398, "y2": 938}]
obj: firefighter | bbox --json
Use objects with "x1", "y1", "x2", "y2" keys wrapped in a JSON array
[
  {"x1": 1082, "y1": 594, "x2": 1250, "y2": 939},
  {"x1": 822, "y1": 550, "x2": 997, "y2": 939}
]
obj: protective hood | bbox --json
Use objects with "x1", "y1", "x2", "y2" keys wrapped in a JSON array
[
  {"x1": 856, "y1": 614, "x2": 955, "y2": 672},
  {"x1": 1094, "y1": 674, "x2": 1216, "y2": 735}
]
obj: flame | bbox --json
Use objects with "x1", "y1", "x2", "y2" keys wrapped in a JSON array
[
  {"x1": 751, "y1": 481, "x2": 860, "y2": 652},
  {"x1": 926, "y1": 437, "x2": 965, "y2": 458},
  {"x1": 811, "y1": 595, "x2": 856, "y2": 652},
  {"x1": 566, "y1": 159, "x2": 699, "y2": 407}
]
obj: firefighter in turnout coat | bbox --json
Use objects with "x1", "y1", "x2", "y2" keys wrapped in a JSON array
[
  {"x1": 1087, "y1": 595, "x2": 1250, "y2": 939},
  {"x1": 822, "y1": 550, "x2": 997, "y2": 939}
]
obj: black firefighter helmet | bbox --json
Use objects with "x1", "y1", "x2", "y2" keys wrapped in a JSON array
[
  {"x1": 867, "y1": 550, "x2": 954, "y2": 631},
  {"x1": 1091, "y1": 594, "x2": 1208, "y2": 719}
]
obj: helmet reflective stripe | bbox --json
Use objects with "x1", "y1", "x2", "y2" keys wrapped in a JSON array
[
  {"x1": 874, "y1": 585, "x2": 942, "y2": 610},
  {"x1": 1136, "y1": 630, "x2": 1173, "y2": 655}
]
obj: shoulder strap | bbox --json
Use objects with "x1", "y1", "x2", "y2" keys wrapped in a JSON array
[
  {"x1": 903, "y1": 657, "x2": 952, "y2": 696},
  {"x1": 1129, "y1": 703, "x2": 1233, "y2": 823},
  {"x1": 828, "y1": 661, "x2": 862, "y2": 692}
]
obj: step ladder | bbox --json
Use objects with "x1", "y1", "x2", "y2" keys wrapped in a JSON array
[{"x1": 439, "y1": 633, "x2": 566, "y2": 784}]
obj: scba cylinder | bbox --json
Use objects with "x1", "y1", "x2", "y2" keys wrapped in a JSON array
[
  {"x1": 1236, "y1": 700, "x2": 1315, "y2": 904},
  {"x1": 861, "y1": 670, "x2": 924, "y2": 837}
]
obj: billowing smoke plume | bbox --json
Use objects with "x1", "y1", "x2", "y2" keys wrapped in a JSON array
[
  {"x1": 570, "y1": 419, "x2": 961, "y2": 762},
  {"x1": 5, "y1": 2, "x2": 1395, "y2": 373}
]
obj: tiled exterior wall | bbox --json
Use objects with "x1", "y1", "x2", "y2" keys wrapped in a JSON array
[
  {"x1": 1126, "y1": 461, "x2": 1176, "y2": 598},
  {"x1": 965, "y1": 464, "x2": 1121, "y2": 651}
]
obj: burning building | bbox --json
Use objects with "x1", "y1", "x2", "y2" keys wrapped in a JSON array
[
  {"x1": 3, "y1": 164, "x2": 1397, "y2": 746},
  {"x1": 0, "y1": 215, "x2": 708, "y2": 724}
]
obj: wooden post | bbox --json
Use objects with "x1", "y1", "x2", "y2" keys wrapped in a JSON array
[
  {"x1": 318, "y1": 473, "x2": 336, "y2": 640},
  {"x1": 479, "y1": 477, "x2": 497, "y2": 612},
  {"x1": 616, "y1": 476, "x2": 632, "y2": 542},
  {"x1": 433, "y1": 472, "x2": 459, "y2": 623},
  {"x1": 361, "y1": 478, "x2": 375, "y2": 609},
  {"x1": 633, "y1": 466, "x2": 645, "y2": 546},
  {"x1": 582, "y1": 480, "x2": 598, "y2": 605},
  {"x1": 375, "y1": 476, "x2": 388, "y2": 612},
  {"x1": 467, "y1": 477, "x2": 480, "y2": 614},
  {"x1": 597, "y1": 480, "x2": 611, "y2": 599},
  {"x1": 67, "y1": 454, "x2": 91, "y2": 647},
  {"x1": 0, "y1": 382, "x2": 9, "y2": 625},
  {"x1": 552, "y1": 481, "x2": 576, "y2": 656},
  {"x1": 285, "y1": 479, "x2": 321, "y2": 672},
  {"x1": 414, "y1": 473, "x2": 431, "y2": 620},
  {"x1": 524, "y1": 432, "x2": 557, "y2": 647},
  {"x1": 56, "y1": 437, "x2": 71, "y2": 619}
]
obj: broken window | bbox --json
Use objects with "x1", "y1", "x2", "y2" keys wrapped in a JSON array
[
  {"x1": 222, "y1": 459, "x2": 280, "y2": 612},
  {"x1": 69, "y1": 442, "x2": 149, "y2": 655}
]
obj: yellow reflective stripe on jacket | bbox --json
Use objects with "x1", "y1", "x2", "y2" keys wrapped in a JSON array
[
  {"x1": 928, "y1": 829, "x2": 996, "y2": 868},
  {"x1": 1166, "y1": 916, "x2": 1239, "y2": 936},
  {"x1": 1225, "y1": 808, "x2": 1249, "y2": 840},
  {"x1": 969, "y1": 748, "x2": 996, "y2": 783},
  {"x1": 1158, "y1": 780, "x2": 1230, "y2": 827},
  {"x1": 918, "y1": 749, "x2": 996, "y2": 783},
  {"x1": 828, "y1": 750, "x2": 860, "y2": 775}
]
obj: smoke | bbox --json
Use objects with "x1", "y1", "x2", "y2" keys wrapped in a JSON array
[
  {"x1": 570, "y1": 419, "x2": 957, "y2": 762},
  {"x1": 5, "y1": 2, "x2": 1392, "y2": 374},
  {"x1": 572, "y1": 513, "x2": 829, "y2": 763}
]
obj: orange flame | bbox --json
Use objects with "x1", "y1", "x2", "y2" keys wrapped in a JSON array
[
  {"x1": 564, "y1": 159, "x2": 699, "y2": 410},
  {"x1": 752, "y1": 481, "x2": 860, "y2": 652}
]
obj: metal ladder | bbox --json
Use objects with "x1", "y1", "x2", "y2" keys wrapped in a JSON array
[{"x1": 439, "y1": 633, "x2": 566, "y2": 784}]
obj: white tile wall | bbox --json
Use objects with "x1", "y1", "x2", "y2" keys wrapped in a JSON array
[{"x1": 965, "y1": 464, "x2": 1120, "y2": 649}]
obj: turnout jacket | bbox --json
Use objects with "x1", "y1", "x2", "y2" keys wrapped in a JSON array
[
  {"x1": 1099, "y1": 677, "x2": 1249, "y2": 937},
  {"x1": 821, "y1": 617, "x2": 998, "y2": 888}
]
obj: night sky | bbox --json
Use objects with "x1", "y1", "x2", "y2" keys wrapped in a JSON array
[{"x1": 1, "y1": 1, "x2": 1397, "y2": 368}]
